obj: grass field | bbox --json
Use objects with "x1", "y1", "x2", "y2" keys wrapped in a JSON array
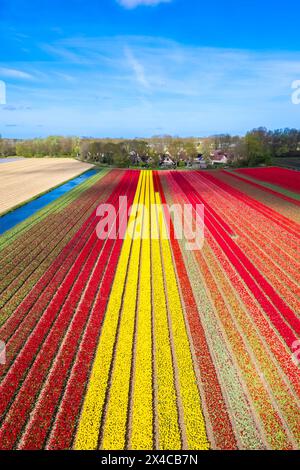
[
  {"x1": 0, "y1": 158, "x2": 94, "y2": 215},
  {"x1": 0, "y1": 167, "x2": 299, "y2": 450}
]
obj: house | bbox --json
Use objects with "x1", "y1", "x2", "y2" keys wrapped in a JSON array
[
  {"x1": 210, "y1": 151, "x2": 228, "y2": 166},
  {"x1": 160, "y1": 156, "x2": 176, "y2": 168},
  {"x1": 191, "y1": 154, "x2": 207, "y2": 169}
]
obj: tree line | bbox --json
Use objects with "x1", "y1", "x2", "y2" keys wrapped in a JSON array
[{"x1": 1, "y1": 128, "x2": 300, "y2": 168}]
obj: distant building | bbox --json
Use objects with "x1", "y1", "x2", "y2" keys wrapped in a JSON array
[
  {"x1": 160, "y1": 156, "x2": 176, "y2": 167},
  {"x1": 210, "y1": 151, "x2": 228, "y2": 166},
  {"x1": 191, "y1": 154, "x2": 207, "y2": 169}
]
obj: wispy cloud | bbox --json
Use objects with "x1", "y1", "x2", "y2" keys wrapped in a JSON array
[
  {"x1": 117, "y1": 0, "x2": 171, "y2": 9},
  {"x1": 0, "y1": 67, "x2": 34, "y2": 80},
  {"x1": 125, "y1": 46, "x2": 150, "y2": 89},
  {"x1": 3, "y1": 105, "x2": 32, "y2": 111}
]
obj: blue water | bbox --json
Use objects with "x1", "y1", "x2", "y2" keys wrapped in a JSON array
[
  {"x1": 0, "y1": 158, "x2": 24, "y2": 164},
  {"x1": 0, "y1": 169, "x2": 97, "y2": 235}
]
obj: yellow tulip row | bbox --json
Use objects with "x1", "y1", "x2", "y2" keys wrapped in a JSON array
[
  {"x1": 150, "y1": 174, "x2": 182, "y2": 450},
  {"x1": 155, "y1": 191, "x2": 209, "y2": 450},
  {"x1": 74, "y1": 172, "x2": 144, "y2": 450},
  {"x1": 130, "y1": 171, "x2": 154, "y2": 449}
]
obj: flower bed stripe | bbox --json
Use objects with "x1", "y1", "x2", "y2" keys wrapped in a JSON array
[
  {"x1": 187, "y1": 172, "x2": 300, "y2": 310},
  {"x1": 213, "y1": 170, "x2": 300, "y2": 223},
  {"x1": 167, "y1": 172, "x2": 295, "y2": 449},
  {"x1": 187, "y1": 171, "x2": 300, "y2": 270},
  {"x1": 199, "y1": 171, "x2": 300, "y2": 240},
  {"x1": 0, "y1": 171, "x2": 118, "y2": 325},
  {"x1": 130, "y1": 171, "x2": 154, "y2": 450},
  {"x1": 149, "y1": 172, "x2": 181, "y2": 450},
  {"x1": 0, "y1": 171, "x2": 123, "y2": 374},
  {"x1": 235, "y1": 167, "x2": 300, "y2": 195},
  {"x1": 167, "y1": 168, "x2": 300, "y2": 400},
  {"x1": 162, "y1": 171, "x2": 265, "y2": 449},
  {"x1": 46, "y1": 172, "x2": 139, "y2": 450}
]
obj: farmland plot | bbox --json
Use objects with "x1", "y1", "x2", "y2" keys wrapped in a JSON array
[
  {"x1": 0, "y1": 168, "x2": 299, "y2": 450},
  {"x1": 0, "y1": 158, "x2": 94, "y2": 214}
]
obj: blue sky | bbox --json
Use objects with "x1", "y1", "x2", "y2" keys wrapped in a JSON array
[{"x1": 1, "y1": 0, "x2": 300, "y2": 138}]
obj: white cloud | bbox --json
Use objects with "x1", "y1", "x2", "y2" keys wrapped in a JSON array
[{"x1": 117, "y1": 0, "x2": 171, "y2": 9}]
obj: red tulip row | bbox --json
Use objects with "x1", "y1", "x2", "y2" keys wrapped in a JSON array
[
  {"x1": 171, "y1": 172, "x2": 300, "y2": 350},
  {"x1": 236, "y1": 167, "x2": 300, "y2": 195},
  {"x1": 0, "y1": 170, "x2": 138, "y2": 449}
]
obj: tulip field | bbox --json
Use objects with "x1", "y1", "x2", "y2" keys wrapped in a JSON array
[{"x1": 0, "y1": 166, "x2": 299, "y2": 450}]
